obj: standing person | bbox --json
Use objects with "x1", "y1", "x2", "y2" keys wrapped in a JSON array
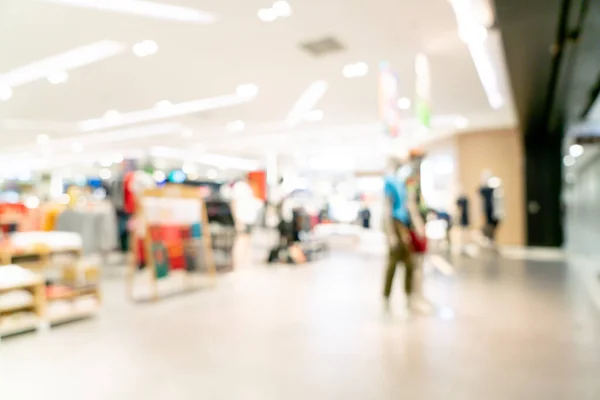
[
  {"x1": 359, "y1": 203, "x2": 371, "y2": 229},
  {"x1": 382, "y1": 155, "x2": 428, "y2": 312}
]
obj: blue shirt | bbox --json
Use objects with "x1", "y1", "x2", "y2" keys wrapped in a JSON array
[{"x1": 384, "y1": 175, "x2": 409, "y2": 225}]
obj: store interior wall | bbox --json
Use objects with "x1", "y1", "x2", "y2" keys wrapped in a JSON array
[
  {"x1": 421, "y1": 138, "x2": 460, "y2": 214},
  {"x1": 455, "y1": 128, "x2": 526, "y2": 246}
]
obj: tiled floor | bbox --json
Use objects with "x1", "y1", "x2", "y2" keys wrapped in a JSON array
[{"x1": 1, "y1": 246, "x2": 599, "y2": 399}]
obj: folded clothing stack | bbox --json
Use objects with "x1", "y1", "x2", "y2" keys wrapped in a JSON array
[
  {"x1": 0, "y1": 265, "x2": 40, "y2": 290},
  {"x1": 0, "y1": 290, "x2": 34, "y2": 310},
  {"x1": 0, "y1": 311, "x2": 38, "y2": 331},
  {"x1": 45, "y1": 284, "x2": 74, "y2": 300},
  {"x1": 74, "y1": 295, "x2": 98, "y2": 313},
  {"x1": 46, "y1": 300, "x2": 73, "y2": 319},
  {"x1": 8, "y1": 231, "x2": 83, "y2": 252}
]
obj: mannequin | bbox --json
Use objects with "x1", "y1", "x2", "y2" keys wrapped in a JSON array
[
  {"x1": 479, "y1": 170, "x2": 504, "y2": 249},
  {"x1": 382, "y1": 153, "x2": 429, "y2": 313},
  {"x1": 456, "y1": 185, "x2": 470, "y2": 254}
]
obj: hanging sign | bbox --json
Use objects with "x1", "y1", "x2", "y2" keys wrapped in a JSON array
[
  {"x1": 415, "y1": 53, "x2": 432, "y2": 129},
  {"x1": 379, "y1": 61, "x2": 401, "y2": 137}
]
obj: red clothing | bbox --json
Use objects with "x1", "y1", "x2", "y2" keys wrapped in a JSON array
[
  {"x1": 409, "y1": 230, "x2": 427, "y2": 253},
  {"x1": 123, "y1": 172, "x2": 136, "y2": 214}
]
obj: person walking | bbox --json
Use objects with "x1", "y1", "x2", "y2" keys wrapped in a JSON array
[{"x1": 382, "y1": 155, "x2": 428, "y2": 312}]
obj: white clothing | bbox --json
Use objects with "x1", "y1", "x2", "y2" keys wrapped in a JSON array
[{"x1": 232, "y1": 181, "x2": 260, "y2": 225}]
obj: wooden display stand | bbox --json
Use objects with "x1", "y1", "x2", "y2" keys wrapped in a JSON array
[
  {"x1": 0, "y1": 241, "x2": 101, "y2": 339},
  {"x1": 0, "y1": 273, "x2": 45, "y2": 341},
  {"x1": 128, "y1": 185, "x2": 216, "y2": 302},
  {"x1": 0, "y1": 247, "x2": 82, "y2": 270}
]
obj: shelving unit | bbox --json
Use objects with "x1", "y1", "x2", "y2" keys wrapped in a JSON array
[
  {"x1": 0, "y1": 234, "x2": 101, "y2": 340},
  {"x1": 0, "y1": 269, "x2": 45, "y2": 341},
  {"x1": 1, "y1": 248, "x2": 82, "y2": 270}
]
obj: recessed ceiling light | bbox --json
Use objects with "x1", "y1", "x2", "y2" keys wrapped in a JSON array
[
  {"x1": 0, "y1": 86, "x2": 13, "y2": 101},
  {"x1": 72, "y1": 142, "x2": 84, "y2": 153},
  {"x1": 36, "y1": 134, "x2": 50, "y2": 145},
  {"x1": 563, "y1": 155, "x2": 575, "y2": 167},
  {"x1": 455, "y1": 116, "x2": 469, "y2": 129},
  {"x1": 236, "y1": 83, "x2": 259, "y2": 99},
  {"x1": 257, "y1": 8, "x2": 277, "y2": 22},
  {"x1": 397, "y1": 97, "x2": 411, "y2": 110},
  {"x1": 272, "y1": 1, "x2": 292, "y2": 17},
  {"x1": 182, "y1": 162, "x2": 197, "y2": 174},
  {"x1": 133, "y1": 40, "x2": 158, "y2": 57},
  {"x1": 207, "y1": 168, "x2": 218, "y2": 179},
  {"x1": 181, "y1": 128, "x2": 194, "y2": 137},
  {"x1": 153, "y1": 170, "x2": 166, "y2": 182},
  {"x1": 47, "y1": 71, "x2": 69, "y2": 84},
  {"x1": 99, "y1": 168, "x2": 112, "y2": 180},
  {"x1": 342, "y1": 62, "x2": 368, "y2": 78},
  {"x1": 227, "y1": 120, "x2": 246, "y2": 132},
  {"x1": 104, "y1": 109, "x2": 120, "y2": 120},
  {"x1": 40, "y1": 0, "x2": 217, "y2": 24},
  {"x1": 0, "y1": 40, "x2": 125, "y2": 88},
  {"x1": 569, "y1": 144, "x2": 584, "y2": 158}
]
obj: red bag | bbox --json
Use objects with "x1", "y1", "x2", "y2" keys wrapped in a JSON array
[{"x1": 409, "y1": 230, "x2": 427, "y2": 253}]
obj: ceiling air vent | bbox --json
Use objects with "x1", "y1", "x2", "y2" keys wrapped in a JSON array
[{"x1": 300, "y1": 36, "x2": 345, "y2": 57}]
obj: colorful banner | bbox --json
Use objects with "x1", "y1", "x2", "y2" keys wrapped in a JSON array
[
  {"x1": 415, "y1": 53, "x2": 432, "y2": 128},
  {"x1": 378, "y1": 62, "x2": 401, "y2": 137}
]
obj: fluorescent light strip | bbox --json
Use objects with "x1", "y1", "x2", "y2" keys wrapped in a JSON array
[
  {"x1": 0, "y1": 148, "x2": 149, "y2": 174},
  {"x1": 79, "y1": 94, "x2": 255, "y2": 132},
  {"x1": 0, "y1": 41, "x2": 126, "y2": 88},
  {"x1": 0, "y1": 123, "x2": 184, "y2": 157},
  {"x1": 468, "y1": 44, "x2": 504, "y2": 109},
  {"x1": 1, "y1": 119, "x2": 78, "y2": 132},
  {"x1": 450, "y1": 0, "x2": 504, "y2": 110},
  {"x1": 64, "y1": 122, "x2": 185, "y2": 147},
  {"x1": 149, "y1": 147, "x2": 260, "y2": 170},
  {"x1": 40, "y1": 0, "x2": 216, "y2": 23},
  {"x1": 285, "y1": 80, "x2": 328, "y2": 127}
]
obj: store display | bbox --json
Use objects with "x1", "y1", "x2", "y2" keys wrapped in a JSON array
[
  {"x1": 0, "y1": 265, "x2": 44, "y2": 339},
  {"x1": 0, "y1": 290, "x2": 34, "y2": 310},
  {"x1": 0, "y1": 231, "x2": 83, "y2": 269},
  {"x1": 0, "y1": 231, "x2": 102, "y2": 339},
  {"x1": 8, "y1": 231, "x2": 82, "y2": 252},
  {"x1": 0, "y1": 265, "x2": 40, "y2": 290},
  {"x1": 206, "y1": 199, "x2": 236, "y2": 272},
  {"x1": 55, "y1": 205, "x2": 117, "y2": 254},
  {"x1": 129, "y1": 185, "x2": 216, "y2": 301},
  {"x1": 0, "y1": 203, "x2": 27, "y2": 234}
]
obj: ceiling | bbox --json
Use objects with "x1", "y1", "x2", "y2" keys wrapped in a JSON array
[{"x1": 0, "y1": 0, "x2": 516, "y2": 173}]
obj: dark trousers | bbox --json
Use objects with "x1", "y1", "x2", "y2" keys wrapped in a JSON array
[{"x1": 383, "y1": 219, "x2": 415, "y2": 298}]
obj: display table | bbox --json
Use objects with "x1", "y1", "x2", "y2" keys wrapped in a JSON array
[
  {"x1": 0, "y1": 265, "x2": 45, "y2": 339},
  {"x1": 0, "y1": 232, "x2": 101, "y2": 340},
  {"x1": 0, "y1": 231, "x2": 83, "y2": 268}
]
